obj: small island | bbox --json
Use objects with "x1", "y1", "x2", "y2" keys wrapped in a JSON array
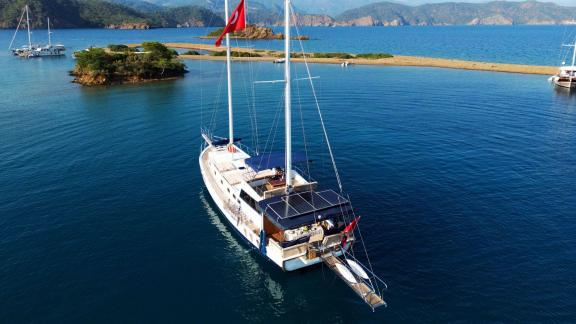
[
  {"x1": 201, "y1": 24, "x2": 309, "y2": 41},
  {"x1": 71, "y1": 42, "x2": 186, "y2": 86}
]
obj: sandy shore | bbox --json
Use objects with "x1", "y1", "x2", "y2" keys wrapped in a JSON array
[{"x1": 161, "y1": 42, "x2": 557, "y2": 76}]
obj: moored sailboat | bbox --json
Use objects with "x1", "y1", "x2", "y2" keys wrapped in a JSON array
[
  {"x1": 550, "y1": 39, "x2": 576, "y2": 90},
  {"x1": 8, "y1": 6, "x2": 66, "y2": 58},
  {"x1": 199, "y1": 0, "x2": 387, "y2": 310}
]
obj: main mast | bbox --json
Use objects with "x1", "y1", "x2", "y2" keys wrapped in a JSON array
[
  {"x1": 26, "y1": 5, "x2": 31, "y2": 50},
  {"x1": 572, "y1": 39, "x2": 576, "y2": 68},
  {"x1": 562, "y1": 39, "x2": 576, "y2": 68},
  {"x1": 284, "y1": 0, "x2": 292, "y2": 191},
  {"x1": 225, "y1": 0, "x2": 234, "y2": 145}
]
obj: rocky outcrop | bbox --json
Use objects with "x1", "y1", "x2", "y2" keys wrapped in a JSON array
[
  {"x1": 289, "y1": 14, "x2": 335, "y2": 27},
  {"x1": 468, "y1": 15, "x2": 513, "y2": 25},
  {"x1": 205, "y1": 25, "x2": 309, "y2": 40},
  {"x1": 71, "y1": 72, "x2": 110, "y2": 86},
  {"x1": 240, "y1": 25, "x2": 283, "y2": 39},
  {"x1": 106, "y1": 22, "x2": 150, "y2": 29},
  {"x1": 177, "y1": 20, "x2": 212, "y2": 28},
  {"x1": 336, "y1": 17, "x2": 407, "y2": 27}
]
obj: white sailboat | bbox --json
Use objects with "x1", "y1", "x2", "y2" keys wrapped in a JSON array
[
  {"x1": 8, "y1": 6, "x2": 65, "y2": 58},
  {"x1": 199, "y1": 0, "x2": 387, "y2": 310},
  {"x1": 551, "y1": 39, "x2": 576, "y2": 89}
]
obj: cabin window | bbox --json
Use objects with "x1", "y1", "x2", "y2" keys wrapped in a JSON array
[
  {"x1": 240, "y1": 190, "x2": 258, "y2": 210},
  {"x1": 227, "y1": 188, "x2": 230, "y2": 193}
]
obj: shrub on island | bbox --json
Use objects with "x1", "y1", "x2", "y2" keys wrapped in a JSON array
[
  {"x1": 182, "y1": 50, "x2": 201, "y2": 55},
  {"x1": 108, "y1": 44, "x2": 138, "y2": 53},
  {"x1": 313, "y1": 52, "x2": 354, "y2": 59},
  {"x1": 355, "y1": 53, "x2": 394, "y2": 59},
  {"x1": 72, "y1": 42, "x2": 186, "y2": 86}
]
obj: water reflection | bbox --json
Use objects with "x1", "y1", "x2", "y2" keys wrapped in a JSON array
[
  {"x1": 553, "y1": 86, "x2": 576, "y2": 99},
  {"x1": 199, "y1": 190, "x2": 286, "y2": 316}
]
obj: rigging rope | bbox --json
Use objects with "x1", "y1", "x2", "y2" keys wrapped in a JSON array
[
  {"x1": 289, "y1": 5, "x2": 383, "y2": 293},
  {"x1": 290, "y1": 8, "x2": 344, "y2": 193},
  {"x1": 8, "y1": 8, "x2": 26, "y2": 50}
]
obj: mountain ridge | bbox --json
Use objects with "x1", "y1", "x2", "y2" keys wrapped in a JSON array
[
  {"x1": 1, "y1": 0, "x2": 575, "y2": 29},
  {"x1": 336, "y1": 1, "x2": 576, "y2": 26},
  {"x1": 0, "y1": 0, "x2": 224, "y2": 29}
]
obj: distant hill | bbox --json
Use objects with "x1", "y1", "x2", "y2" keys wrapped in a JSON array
[
  {"x1": 143, "y1": 0, "x2": 379, "y2": 16},
  {"x1": 336, "y1": 1, "x2": 576, "y2": 26},
  {"x1": 0, "y1": 0, "x2": 149, "y2": 28},
  {"x1": 159, "y1": 6, "x2": 224, "y2": 27},
  {"x1": 107, "y1": 0, "x2": 163, "y2": 12},
  {"x1": 2, "y1": 0, "x2": 575, "y2": 29},
  {"x1": 0, "y1": 0, "x2": 223, "y2": 28}
]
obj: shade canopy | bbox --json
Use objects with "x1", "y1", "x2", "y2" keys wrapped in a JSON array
[
  {"x1": 245, "y1": 152, "x2": 309, "y2": 172},
  {"x1": 259, "y1": 189, "x2": 352, "y2": 230}
]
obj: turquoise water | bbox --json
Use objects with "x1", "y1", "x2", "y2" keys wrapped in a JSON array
[
  {"x1": 3, "y1": 25, "x2": 576, "y2": 65},
  {"x1": 1, "y1": 27, "x2": 576, "y2": 322}
]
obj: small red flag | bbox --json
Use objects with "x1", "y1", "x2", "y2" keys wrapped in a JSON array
[
  {"x1": 341, "y1": 217, "x2": 361, "y2": 246},
  {"x1": 215, "y1": 0, "x2": 246, "y2": 47}
]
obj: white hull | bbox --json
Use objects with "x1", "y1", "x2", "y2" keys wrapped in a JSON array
[
  {"x1": 553, "y1": 79, "x2": 576, "y2": 89},
  {"x1": 199, "y1": 144, "x2": 348, "y2": 271}
]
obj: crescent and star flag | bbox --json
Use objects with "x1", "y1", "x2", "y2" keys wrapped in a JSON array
[
  {"x1": 341, "y1": 217, "x2": 361, "y2": 246},
  {"x1": 215, "y1": 0, "x2": 246, "y2": 47}
]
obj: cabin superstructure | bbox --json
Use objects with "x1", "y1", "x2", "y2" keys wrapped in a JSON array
[
  {"x1": 200, "y1": 139, "x2": 353, "y2": 270},
  {"x1": 199, "y1": 0, "x2": 387, "y2": 311}
]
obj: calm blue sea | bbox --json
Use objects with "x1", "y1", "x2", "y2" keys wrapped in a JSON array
[{"x1": 1, "y1": 27, "x2": 576, "y2": 323}]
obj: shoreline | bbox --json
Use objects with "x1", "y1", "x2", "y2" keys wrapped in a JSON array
[{"x1": 159, "y1": 42, "x2": 557, "y2": 76}]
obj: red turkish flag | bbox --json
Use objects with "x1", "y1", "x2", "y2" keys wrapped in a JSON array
[
  {"x1": 215, "y1": 0, "x2": 246, "y2": 47},
  {"x1": 341, "y1": 217, "x2": 361, "y2": 246}
]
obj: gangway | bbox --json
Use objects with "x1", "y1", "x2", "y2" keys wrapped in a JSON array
[{"x1": 322, "y1": 253, "x2": 387, "y2": 311}]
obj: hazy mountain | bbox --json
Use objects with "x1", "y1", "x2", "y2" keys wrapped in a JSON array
[
  {"x1": 336, "y1": 1, "x2": 576, "y2": 26},
  {"x1": 143, "y1": 0, "x2": 380, "y2": 15},
  {"x1": 0, "y1": 0, "x2": 223, "y2": 28},
  {"x1": 0, "y1": 0, "x2": 149, "y2": 28},
  {"x1": 3, "y1": 0, "x2": 575, "y2": 29},
  {"x1": 107, "y1": 0, "x2": 163, "y2": 12}
]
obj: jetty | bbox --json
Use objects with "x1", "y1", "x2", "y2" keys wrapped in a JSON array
[{"x1": 157, "y1": 42, "x2": 556, "y2": 76}]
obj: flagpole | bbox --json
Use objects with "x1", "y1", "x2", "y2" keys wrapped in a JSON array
[{"x1": 225, "y1": 0, "x2": 234, "y2": 145}]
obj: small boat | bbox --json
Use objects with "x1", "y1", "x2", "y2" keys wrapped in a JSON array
[
  {"x1": 341, "y1": 61, "x2": 351, "y2": 67},
  {"x1": 8, "y1": 6, "x2": 65, "y2": 58},
  {"x1": 336, "y1": 263, "x2": 358, "y2": 284},
  {"x1": 273, "y1": 58, "x2": 286, "y2": 64},
  {"x1": 551, "y1": 39, "x2": 576, "y2": 90},
  {"x1": 347, "y1": 259, "x2": 370, "y2": 280}
]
